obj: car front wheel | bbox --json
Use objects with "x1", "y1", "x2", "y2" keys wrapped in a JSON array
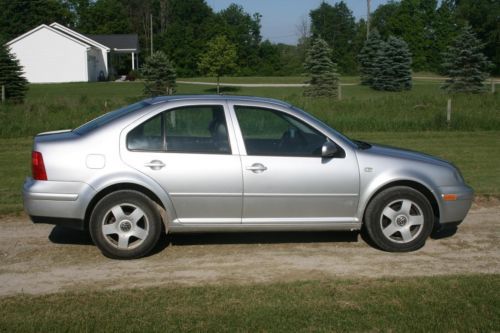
[
  {"x1": 364, "y1": 186, "x2": 434, "y2": 252},
  {"x1": 89, "y1": 190, "x2": 162, "y2": 259}
]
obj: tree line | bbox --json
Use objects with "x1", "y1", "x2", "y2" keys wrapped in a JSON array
[{"x1": 0, "y1": 0, "x2": 498, "y2": 76}]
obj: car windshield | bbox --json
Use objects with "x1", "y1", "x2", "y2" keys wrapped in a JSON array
[{"x1": 73, "y1": 101, "x2": 150, "y2": 135}]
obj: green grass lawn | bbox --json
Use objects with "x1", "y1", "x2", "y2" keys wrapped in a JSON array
[
  {"x1": 1, "y1": 131, "x2": 498, "y2": 215},
  {"x1": 178, "y1": 73, "x2": 500, "y2": 84},
  {"x1": 0, "y1": 138, "x2": 31, "y2": 215},
  {"x1": 179, "y1": 75, "x2": 359, "y2": 84},
  {"x1": 0, "y1": 275, "x2": 498, "y2": 332},
  {"x1": 1, "y1": 80, "x2": 498, "y2": 138}
]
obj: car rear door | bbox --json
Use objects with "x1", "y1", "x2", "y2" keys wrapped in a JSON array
[{"x1": 121, "y1": 101, "x2": 242, "y2": 224}]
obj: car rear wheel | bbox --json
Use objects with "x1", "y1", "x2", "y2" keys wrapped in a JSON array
[
  {"x1": 90, "y1": 190, "x2": 162, "y2": 259},
  {"x1": 364, "y1": 186, "x2": 434, "y2": 252}
]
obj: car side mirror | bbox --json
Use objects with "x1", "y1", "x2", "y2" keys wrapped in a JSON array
[{"x1": 321, "y1": 140, "x2": 338, "y2": 158}]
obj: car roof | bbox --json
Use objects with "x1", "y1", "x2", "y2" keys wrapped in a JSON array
[{"x1": 145, "y1": 95, "x2": 291, "y2": 108}]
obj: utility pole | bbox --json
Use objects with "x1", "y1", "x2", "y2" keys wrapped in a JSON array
[
  {"x1": 150, "y1": 13, "x2": 154, "y2": 56},
  {"x1": 367, "y1": 0, "x2": 371, "y2": 39}
]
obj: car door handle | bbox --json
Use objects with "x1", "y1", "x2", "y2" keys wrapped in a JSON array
[
  {"x1": 246, "y1": 163, "x2": 267, "y2": 173},
  {"x1": 144, "y1": 160, "x2": 165, "y2": 170}
]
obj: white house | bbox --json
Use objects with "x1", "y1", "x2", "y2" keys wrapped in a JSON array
[{"x1": 6, "y1": 23, "x2": 139, "y2": 83}]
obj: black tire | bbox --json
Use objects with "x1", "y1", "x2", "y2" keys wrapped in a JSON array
[
  {"x1": 364, "y1": 186, "x2": 434, "y2": 252},
  {"x1": 89, "y1": 190, "x2": 162, "y2": 259}
]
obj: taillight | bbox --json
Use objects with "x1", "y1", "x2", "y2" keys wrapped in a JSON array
[{"x1": 32, "y1": 151, "x2": 47, "y2": 181}]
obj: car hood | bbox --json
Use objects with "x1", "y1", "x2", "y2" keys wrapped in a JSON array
[{"x1": 366, "y1": 143, "x2": 452, "y2": 168}]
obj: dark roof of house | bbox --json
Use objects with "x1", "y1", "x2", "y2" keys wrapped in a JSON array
[{"x1": 87, "y1": 34, "x2": 139, "y2": 51}]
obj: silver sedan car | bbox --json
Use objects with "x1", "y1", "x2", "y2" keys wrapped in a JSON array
[{"x1": 23, "y1": 95, "x2": 473, "y2": 259}]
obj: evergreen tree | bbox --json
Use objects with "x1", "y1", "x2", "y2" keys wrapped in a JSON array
[
  {"x1": 388, "y1": 36, "x2": 412, "y2": 91},
  {"x1": 371, "y1": 36, "x2": 412, "y2": 92},
  {"x1": 141, "y1": 51, "x2": 176, "y2": 97},
  {"x1": 441, "y1": 25, "x2": 492, "y2": 94},
  {"x1": 0, "y1": 43, "x2": 28, "y2": 103},
  {"x1": 303, "y1": 38, "x2": 339, "y2": 98},
  {"x1": 358, "y1": 30, "x2": 383, "y2": 86},
  {"x1": 371, "y1": 41, "x2": 394, "y2": 91}
]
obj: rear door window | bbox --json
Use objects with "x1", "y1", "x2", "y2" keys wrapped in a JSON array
[{"x1": 127, "y1": 105, "x2": 231, "y2": 154}]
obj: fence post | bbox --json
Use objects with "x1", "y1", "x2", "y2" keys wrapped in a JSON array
[
  {"x1": 492, "y1": 79, "x2": 496, "y2": 94},
  {"x1": 447, "y1": 98, "x2": 452, "y2": 127},
  {"x1": 338, "y1": 84, "x2": 342, "y2": 101},
  {"x1": 1, "y1": 85, "x2": 5, "y2": 103}
]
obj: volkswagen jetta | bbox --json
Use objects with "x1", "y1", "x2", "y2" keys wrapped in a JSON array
[{"x1": 23, "y1": 95, "x2": 473, "y2": 259}]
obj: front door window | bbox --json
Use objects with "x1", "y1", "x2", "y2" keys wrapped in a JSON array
[{"x1": 234, "y1": 106, "x2": 326, "y2": 157}]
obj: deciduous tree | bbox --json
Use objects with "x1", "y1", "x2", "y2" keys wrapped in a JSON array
[
  {"x1": 309, "y1": 1, "x2": 357, "y2": 74},
  {"x1": 455, "y1": 0, "x2": 500, "y2": 75},
  {"x1": 198, "y1": 35, "x2": 237, "y2": 94},
  {"x1": 0, "y1": 0, "x2": 74, "y2": 41},
  {"x1": 215, "y1": 4, "x2": 261, "y2": 75},
  {"x1": 370, "y1": 0, "x2": 458, "y2": 72}
]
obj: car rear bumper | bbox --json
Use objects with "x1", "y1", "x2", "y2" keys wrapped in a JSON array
[
  {"x1": 23, "y1": 178, "x2": 96, "y2": 230},
  {"x1": 437, "y1": 184, "x2": 474, "y2": 226}
]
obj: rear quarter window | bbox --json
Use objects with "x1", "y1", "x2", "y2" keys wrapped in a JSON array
[{"x1": 74, "y1": 101, "x2": 150, "y2": 135}]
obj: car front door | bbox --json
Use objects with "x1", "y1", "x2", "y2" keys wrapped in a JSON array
[
  {"x1": 229, "y1": 103, "x2": 360, "y2": 224},
  {"x1": 121, "y1": 102, "x2": 242, "y2": 224}
]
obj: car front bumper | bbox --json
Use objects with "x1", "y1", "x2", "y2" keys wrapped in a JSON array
[
  {"x1": 23, "y1": 178, "x2": 96, "y2": 230},
  {"x1": 437, "y1": 184, "x2": 474, "y2": 226}
]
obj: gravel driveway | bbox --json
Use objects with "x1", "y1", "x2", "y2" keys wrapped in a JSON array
[{"x1": 0, "y1": 204, "x2": 498, "y2": 297}]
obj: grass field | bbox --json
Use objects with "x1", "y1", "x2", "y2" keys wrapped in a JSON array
[
  {"x1": 0, "y1": 79, "x2": 498, "y2": 138},
  {"x1": 0, "y1": 275, "x2": 498, "y2": 332}
]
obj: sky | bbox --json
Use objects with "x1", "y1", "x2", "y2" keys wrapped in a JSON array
[{"x1": 205, "y1": 0, "x2": 389, "y2": 45}]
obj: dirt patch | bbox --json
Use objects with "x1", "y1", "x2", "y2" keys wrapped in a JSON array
[
  {"x1": 473, "y1": 195, "x2": 500, "y2": 208},
  {"x1": 0, "y1": 206, "x2": 499, "y2": 297}
]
